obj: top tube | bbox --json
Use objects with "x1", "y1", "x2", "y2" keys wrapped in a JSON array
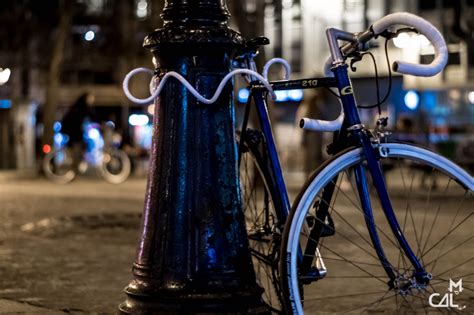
[{"x1": 252, "y1": 77, "x2": 337, "y2": 91}]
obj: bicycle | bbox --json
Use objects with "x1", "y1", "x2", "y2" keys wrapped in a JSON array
[
  {"x1": 236, "y1": 13, "x2": 473, "y2": 314},
  {"x1": 123, "y1": 12, "x2": 473, "y2": 314},
  {"x1": 43, "y1": 128, "x2": 131, "y2": 184}
]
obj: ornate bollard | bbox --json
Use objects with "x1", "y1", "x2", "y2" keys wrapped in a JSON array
[{"x1": 118, "y1": 0, "x2": 267, "y2": 313}]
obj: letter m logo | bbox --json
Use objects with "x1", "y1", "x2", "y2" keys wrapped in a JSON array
[{"x1": 449, "y1": 279, "x2": 463, "y2": 293}]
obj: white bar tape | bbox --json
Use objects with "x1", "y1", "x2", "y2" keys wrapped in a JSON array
[
  {"x1": 300, "y1": 104, "x2": 344, "y2": 132},
  {"x1": 372, "y1": 12, "x2": 448, "y2": 77},
  {"x1": 123, "y1": 67, "x2": 277, "y2": 105}
]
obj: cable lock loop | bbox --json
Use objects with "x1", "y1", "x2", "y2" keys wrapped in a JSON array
[{"x1": 123, "y1": 58, "x2": 292, "y2": 105}]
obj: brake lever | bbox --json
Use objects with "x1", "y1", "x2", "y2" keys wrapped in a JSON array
[{"x1": 349, "y1": 53, "x2": 363, "y2": 72}]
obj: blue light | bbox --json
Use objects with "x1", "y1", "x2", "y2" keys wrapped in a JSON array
[
  {"x1": 423, "y1": 91, "x2": 436, "y2": 111},
  {"x1": 53, "y1": 121, "x2": 62, "y2": 133},
  {"x1": 275, "y1": 90, "x2": 289, "y2": 102},
  {"x1": 0, "y1": 99, "x2": 12, "y2": 109},
  {"x1": 129, "y1": 114, "x2": 149, "y2": 126},
  {"x1": 404, "y1": 90, "x2": 419, "y2": 110},
  {"x1": 54, "y1": 133, "x2": 64, "y2": 146},
  {"x1": 237, "y1": 89, "x2": 250, "y2": 103},
  {"x1": 237, "y1": 88, "x2": 303, "y2": 103},
  {"x1": 62, "y1": 134, "x2": 70, "y2": 144},
  {"x1": 288, "y1": 89, "x2": 304, "y2": 102},
  {"x1": 84, "y1": 30, "x2": 95, "y2": 41},
  {"x1": 87, "y1": 128, "x2": 101, "y2": 140}
]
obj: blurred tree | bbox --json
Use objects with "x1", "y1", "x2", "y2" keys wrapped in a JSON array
[{"x1": 42, "y1": 0, "x2": 74, "y2": 148}]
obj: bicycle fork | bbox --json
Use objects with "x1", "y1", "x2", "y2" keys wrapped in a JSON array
[
  {"x1": 329, "y1": 63, "x2": 430, "y2": 291},
  {"x1": 355, "y1": 132, "x2": 432, "y2": 290}
]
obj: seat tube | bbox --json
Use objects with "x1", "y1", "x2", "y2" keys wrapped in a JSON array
[{"x1": 252, "y1": 89, "x2": 291, "y2": 220}]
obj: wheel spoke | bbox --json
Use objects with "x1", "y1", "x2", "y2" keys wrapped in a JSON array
[
  {"x1": 425, "y1": 236, "x2": 474, "y2": 269},
  {"x1": 400, "y1": 294, "x2": 417, "y2": 312},
  {"x1": 417, "y1": 168, "x2": 435, "y2": 259},
  {"x1": 302, "y1": 290, "x2": 388, "y2": 301},
  {"x1": 422, "y1": 212, "x2": 472, "y2": 258},
  {"x1": 407, "y1": 199, "x2": 424, "y2": 264},
  {"x1": 239, "y1": 142, "x2": 282, "y2": 312},
  {"x1": 355, "y1": 290, "x2": 395, "y2": 314},
  {"x1": 320, "y1": 256, "x2": 389, "y2": 268},
  {"x1": 434, "y1": 257, "x2": 473, "y2": 278},
  {"x1": 302, "y1": 216, "x2": 382, "y2": 265},
  {"x1": 319, "y1": 195, "x2": 374, "y2": 252},
  {"x1": 397, "y1": 160, "x2": 415, "y2": 274},
  {"x1": 318, "y1": 243, "x2": 388, "y2": 285},
  {"x1": 420, "y1": 179, "x2": 452, "y2": 255},
  {"x1": 329, "y1": 173, "x2": 405, "y2": 255},
  {"x1": 325, "y1": 275, "x2": 389, "y2": 278},
  {"x1": 403, "y1": 165, "x2": 425, "y2": 265}
]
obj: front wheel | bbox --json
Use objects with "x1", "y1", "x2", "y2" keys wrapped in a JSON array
[
  {"x1": 100, "y1": 148, "x2": 131, "y2": 184},
  {"x1": 281, "y1": 142, "x2": 473, "y2": 314}
]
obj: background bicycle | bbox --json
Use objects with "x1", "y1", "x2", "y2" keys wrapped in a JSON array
[{"x1": 43, "y1": 122, "x2": 131, "y2": 184}]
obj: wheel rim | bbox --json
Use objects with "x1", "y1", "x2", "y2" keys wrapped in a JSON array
[
  {"x1": 43, "y1": 149, "x2": 76, "y2": 183},
  {"x1": 286, "y1": 144, "x2": 473, "y2": 314},
  {"x1": 104, "y1": 153, "x2": 124, "y2": 175},
  {"x1": 101, "y1": 150, "x2": 131, "y2": 184}
]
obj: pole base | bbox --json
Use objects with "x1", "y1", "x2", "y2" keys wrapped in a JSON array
[{"x1": 118, "y1": 292, "x2": 271, "y2": 314}]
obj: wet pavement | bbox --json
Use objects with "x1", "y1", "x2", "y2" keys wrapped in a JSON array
[{"x1": 0, "y1": 172, "x2": 472, "y2": 314}]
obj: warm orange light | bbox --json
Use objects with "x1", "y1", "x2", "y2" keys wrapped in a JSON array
[{"x1": 43, "y1": 144, "x2": 51, "y2": 154}]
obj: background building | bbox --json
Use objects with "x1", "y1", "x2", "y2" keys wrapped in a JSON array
[
  {"x1": 0, "y1": 0, "x2": 163, "y2": 171},
  {"x1": 0, "y1": 0, "x2": 473, "y2": 175},
  {"x1": 233, "y1": 0, "x2": 474, "y2": 176}
]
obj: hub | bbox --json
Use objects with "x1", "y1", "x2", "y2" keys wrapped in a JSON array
[{"x1": 392, "y1": 271, "x2": 432, "y2": 295}]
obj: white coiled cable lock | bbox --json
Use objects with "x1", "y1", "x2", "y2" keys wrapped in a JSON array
[{"x1": 122, "y1": 58, "x2": 292, "y2": 105}]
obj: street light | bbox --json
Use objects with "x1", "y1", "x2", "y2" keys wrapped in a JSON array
[
  {"x1": 393, "y1": 33, "x2": 411, "y2": 48},
  {"x1": 0, "y1": 68, "x2": 11, "y2": 86},
  {"x1": 84, "y1": 30, "x2": 95, "y2": 41},
  {"x1": 468, "y1": 91, "x2": 474, "y2": 104},
  {"x1": 128, "y1": 114, "x2": 149, "y2": 126},
  {"x1": 404, "y1": 90, "x2": 419, "y2": 110}
]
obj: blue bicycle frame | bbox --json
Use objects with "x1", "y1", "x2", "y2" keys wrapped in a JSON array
[{"x1": 239, "y1": 63, "x2": 431, "y2": 288}]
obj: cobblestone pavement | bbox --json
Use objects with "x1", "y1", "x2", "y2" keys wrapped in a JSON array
[
  {"x1": 0, "y1": 176, "x2": 146, "y2": 314},
  {"x1": 0, "y1": 173, "x2": 472, "y2": 314}
]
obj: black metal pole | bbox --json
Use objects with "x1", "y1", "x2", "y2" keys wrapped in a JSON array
[{"x1": 119, "y1": 1, "x2": 267, "y2": 313}]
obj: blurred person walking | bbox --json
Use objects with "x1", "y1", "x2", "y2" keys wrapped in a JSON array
[{"x1": 60, "y1": 92, "x2": 97, "y2": 170}]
